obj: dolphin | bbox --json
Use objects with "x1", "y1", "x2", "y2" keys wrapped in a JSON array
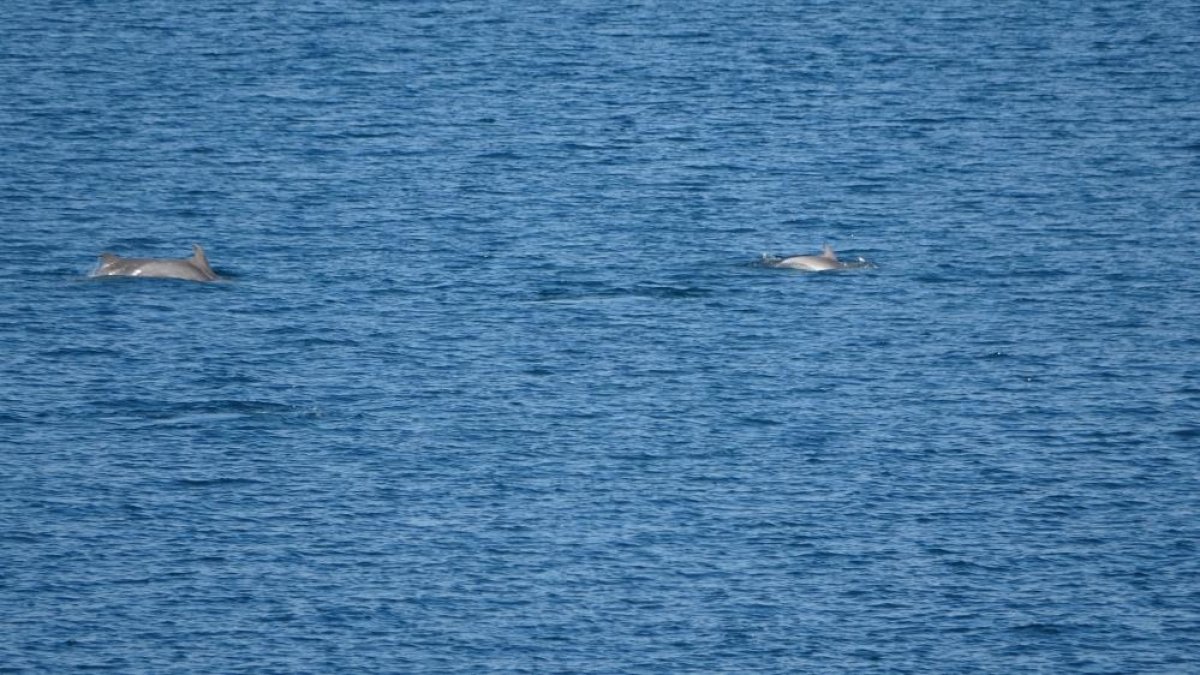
[
  {"x1": 763, "y1": 243, "x2": 869, "y2": 272},
  {"x1": 91, "y1": 244, "x2": 221, "y2": 282}
]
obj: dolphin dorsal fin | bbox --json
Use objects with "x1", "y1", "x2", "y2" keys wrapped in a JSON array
[
  {"x1": 821, "y1": 243, "x2": 837, "y2": 261},
  {"x1": 190, "y1": 243, "x2": 213, "y2": 272},
  {"x1": 99, "y1": 252, "x2": 119, "y2": 264}
]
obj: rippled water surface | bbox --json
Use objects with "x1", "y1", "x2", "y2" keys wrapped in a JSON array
[{"x1": 2, "y1": 1, "x2": 1199, "y2": 672}]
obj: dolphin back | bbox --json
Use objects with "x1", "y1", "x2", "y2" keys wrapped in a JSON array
[
  {"x1": 91, "y1": 245, "x2": 220, "y2": 282},
  {"x1": 770, "y1": 243, "x2": 841, "y2": 271}
]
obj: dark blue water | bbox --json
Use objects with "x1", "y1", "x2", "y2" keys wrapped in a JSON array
[{"x1": 3, "y1": 1, "x2": 1199, "y2": 672}]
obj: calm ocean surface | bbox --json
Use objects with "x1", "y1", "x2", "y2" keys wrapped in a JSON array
[{"x1": 2, "y1": 1, "x2": 1199, "y2": 672}]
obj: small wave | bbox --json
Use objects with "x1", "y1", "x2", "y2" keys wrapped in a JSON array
[
  {"x1": 100, "y1": 398, "x2": 295, "y2": 416},
  {"x1": 0, "y1": 532, "x2": 45, "y2": 544},
  {"x1": 534, "y1": 284, "x2": 711, "y2": 303},
  {"x1": 173, "y1": 477, "x2": 266, "y2": 489},
  {"x1": 92, "y1": 398, "x2": 305, "y2": 429},
  {"x1": 39, "y1": 346, "x2": 122, "y2": 358},
  {"x1": 285, "y1": 336, "x2": 362, "y2": 347},
  {"x1": 1010, "y1": 622, "x2": 1069, "y2": 636},
  {"x1": 736, "y1": 416, "x2": 783, "y2": 427}
]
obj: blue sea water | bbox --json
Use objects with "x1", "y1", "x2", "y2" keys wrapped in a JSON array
[{"x1": 2, "y1": 0, "x2": 1199, "y2": 672}]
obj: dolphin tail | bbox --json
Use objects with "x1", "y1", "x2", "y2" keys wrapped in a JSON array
[
  {"x1": 190, "y1": 243, "x2": 214, "y2": 274},
  {"x1": 821, "y1": 243, "x2": 838, "y2": 261}
]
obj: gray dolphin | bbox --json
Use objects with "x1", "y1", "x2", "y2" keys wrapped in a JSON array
[{"x1": 92, "y1": 243, "x2": 221, "y2": 282}]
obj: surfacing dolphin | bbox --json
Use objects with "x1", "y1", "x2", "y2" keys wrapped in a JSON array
[
  {"x1": 91, "y1": 243, "x2": 221, "y2": 282},
  {"x1": 762, "y1": 243, "x2": 870, "y2": 272}
]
